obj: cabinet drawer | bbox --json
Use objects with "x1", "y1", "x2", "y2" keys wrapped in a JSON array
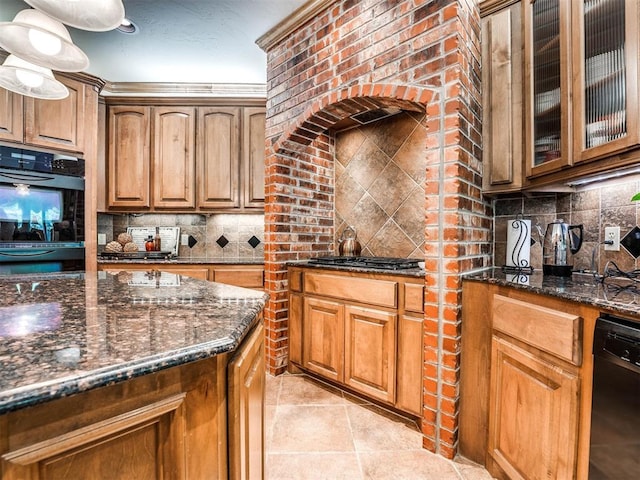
[
  {"x1": 492, "y1": 294, "x2": 582, "y2": 365},
  {"x1": 214, "y1": 267, "x2": 264, "y2": 288},
  {"x1": 304, "y1": 273, "x2": 397, "y2": 308},
  {"x1": 404, "y1": 283, "x2": 424, "y2": 313}
]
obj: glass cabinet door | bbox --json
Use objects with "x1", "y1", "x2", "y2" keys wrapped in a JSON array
[
  {"x1": 573, "y1": 0, "x2": 638, "y2": 162},
  {"x1": 525, "y1": 0, "x2": 572, "y2": 176}
]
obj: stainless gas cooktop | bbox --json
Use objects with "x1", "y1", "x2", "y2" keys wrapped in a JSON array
[{"x1": 307, "y1": 256, "x2": 419, "y2": 270}]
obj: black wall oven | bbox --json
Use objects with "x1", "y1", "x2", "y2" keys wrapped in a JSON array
[{"x1": 0, "y1": 146, "x2": 85, "y2": 275}]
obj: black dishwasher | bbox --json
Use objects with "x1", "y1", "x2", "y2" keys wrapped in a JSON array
[{"x1": 589, "y1": 314, "x2": 640, "y2": 479}]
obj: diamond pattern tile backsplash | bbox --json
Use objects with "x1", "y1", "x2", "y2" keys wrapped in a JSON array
[
  {"x1": 335, "y1": 112, "x2": 427, "y2": 259},
  {"x1": 97, "y1": 213, "x2": 264, "y2": 260}
]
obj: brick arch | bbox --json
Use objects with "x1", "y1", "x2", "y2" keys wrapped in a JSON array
[{"x1": 270, "y1": 83, "x2": 438, "y2": 154}]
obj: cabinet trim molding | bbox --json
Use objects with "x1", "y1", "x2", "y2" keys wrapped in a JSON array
[{"x1": 2, "y1": 393, "x2": 186, "y2": 466}]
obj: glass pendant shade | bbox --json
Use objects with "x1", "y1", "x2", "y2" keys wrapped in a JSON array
[
  {"x1": 25, "y1": 0, "x2": 125, "y2": 32},
  {"x1": 0, "y1": 55, "x2": 69, "y2": 100},
  {"x1": 0, "y1": 9, "x2": 89, "y2": 72}
]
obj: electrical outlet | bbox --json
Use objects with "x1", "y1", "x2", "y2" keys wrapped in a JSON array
[
  {"x1": 97, "y1": 233, "x2": 106, "y2": 245},
  {"x1": 181, "y1": 234, "x2": 189, "y2": 246},
  {"x1": 604, "y1": 226, "x2": 620, "y2": 251}
]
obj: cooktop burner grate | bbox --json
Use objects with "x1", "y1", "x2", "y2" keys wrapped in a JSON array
[{"x1": 308, "y1": 256, "x2": 420, "y2": 270}]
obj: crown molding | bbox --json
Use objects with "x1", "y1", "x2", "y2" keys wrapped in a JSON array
[
  {"x1": 256, "y1": 0, "x2": 336, "y2": 52},
  {"x1": 101, "y1": 81, "x2": 266, "y2": 98}
]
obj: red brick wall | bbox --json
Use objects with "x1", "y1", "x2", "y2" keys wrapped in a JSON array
[{"x1": 263, "y1": 0, "x2": 491, "y2": 459}]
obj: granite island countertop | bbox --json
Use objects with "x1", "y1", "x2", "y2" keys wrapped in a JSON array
[
  {"x1": 0, "y1": 270, "x2": 268, "y2": 415},
  {"x1": 464, "y1": 268, "x2": 640, "y2": 318}
]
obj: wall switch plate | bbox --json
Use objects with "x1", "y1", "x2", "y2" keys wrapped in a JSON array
[
  {"x1": 604, "y1": 226, "x2": 620, "y2": 251},
  {"x1": 97, "y1": 233, "x2": 107, "y2": 245},
  {"x1": 181, "y1": 234, "x2": 189, "y2": 246}
]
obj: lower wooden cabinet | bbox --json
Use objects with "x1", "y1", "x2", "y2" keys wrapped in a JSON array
[
  {"x1": 344, "y1": 305, "x2": 396, "y2": 404},
  {"x1": 98, "y1": 263, "x2": 264, "y2": 288},
  {"x1": 289, "y1": 266, "x2": 424, "y2": 416},
  {"x1": 460, "y1": 280, "x2": 599, "y2": 480},
  {"x1": 303, "y1": 297, "x2": 344, "y2": 382},
  {"x1": 228, "y1": 323, "x2": 265, "y2": 480},
  {"x1": 488, "y1": 336, "x2": 579, "y2": 480}
]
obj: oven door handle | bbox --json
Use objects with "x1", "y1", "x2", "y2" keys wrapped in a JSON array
[
  {"x1": 0, "y1": 250, "x2": 56, "y2": 257},
  {"x1": 0, "y1": 171, "x2": 55, "y2": 182}
]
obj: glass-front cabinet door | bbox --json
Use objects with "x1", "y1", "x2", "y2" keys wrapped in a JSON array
[
  {"x1": 573, "y1": 0, "x2": 638, "y2": 163},
  {"x1": 525, "y1": 0, "x2": 572, "y2": 177},
  {"x1": 524, "y1": 0, "x2": 639, "y2": 178}
]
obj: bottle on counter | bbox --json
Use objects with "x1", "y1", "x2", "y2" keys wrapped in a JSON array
[
  {"x1": 145, "y1": 235, "x2": 154, "y2": 252},
  {"x1": 154, "y1": 230, "x2": 162, "y2": 251}
]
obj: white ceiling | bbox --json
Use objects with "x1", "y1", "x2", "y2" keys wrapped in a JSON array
[{"x1": 0, "y1": 0, "x2": 307, "y2": 84}]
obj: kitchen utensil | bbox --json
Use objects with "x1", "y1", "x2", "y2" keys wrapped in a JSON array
[
  {"x1": 338, "y1": 226, "x2": 361, "y2": 257},
  {"x1": 542, "y1": 219, "x2": 583, "y2": 276}
]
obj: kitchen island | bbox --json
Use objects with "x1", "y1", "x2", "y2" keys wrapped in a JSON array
[{"x1": 0, "y1": 271, "x2": 267, "y2": 479}]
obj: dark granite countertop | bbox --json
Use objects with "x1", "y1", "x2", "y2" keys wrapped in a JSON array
[
  {"x1": 97, "y1": 256, "x2": 264, "y2": 265},
  {"x1": 0, "y1": 271, "x2": 268, "y2": 415},
  {"x1": 464, "y1": 268, "x2": 640, "y2": 318},
  {"x1": 287, "y1": 260, "x2": 426, "y2": 278}
]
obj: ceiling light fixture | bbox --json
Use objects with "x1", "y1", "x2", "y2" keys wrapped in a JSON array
[
  {"x1": 0, "y1": 54, "x2": 69, "y2": 100},
  {"x1": 24, "y1": 0, "x2": 125, "y2": 32},
  {"x1": 117, "y1": 18, "x2": 139, "y2": 35},
  {"x1": 0, "y1": 9, "x2": 89, "y2": 72}
]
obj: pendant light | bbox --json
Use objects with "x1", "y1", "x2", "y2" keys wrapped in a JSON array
[
  {"x1": 24, "y1": 0, "x2": 125, "y2": 32},
  {"x1": 0, "y1": 9, "x2": 89, "y2": 72},
  {"x1": 0, "y1": 54, "x2": 69, "y2": 100}
]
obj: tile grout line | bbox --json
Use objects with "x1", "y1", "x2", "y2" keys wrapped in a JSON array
[{"x1": 342, "y1": 391, "x2": 366, "y2": 480}]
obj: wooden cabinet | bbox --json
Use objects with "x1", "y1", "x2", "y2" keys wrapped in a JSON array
[
  {"x1": 107, "y1": 106, "x2": 151, "y2": 208},
  {"x1": 228, "y1": 323, "x2": 265, "y2": 480},
  {"x1": 303, "y1": 296, "x2": 345, "y2": 382},
  {"x1": 105, "y1": 101, "x2": 264, "y2": 212},
  {"x1": 344, "y1": 305, "x2": 396, "y2": 404},
  {"x1": 153, "y1": 107, "x2": 196, "y2": 209},
  {"x1": 489, "y1": 336, "x2": 579, "y2": 480},
  {"x1": 97, "y1": 263, "x2": 264, "y2": 287},
  {"x1": 0, "y1": 76, "x2": 87, "y2": 154},
  {"x1": 198, "y1": 107, "x2": 241, "y2": 209},
  {"x1": 243, "y1": 107, "x2": 266, "y2": 207},
  {"x1": 524, "y1": 0, "x2": 640, "y2": 179},
  {"x1": 0, "y1": 357, "x2": 229, "y2": 480},
  {"x1": 0, "y1": 88, "x2": 23, "y2": 143},
  {"x1": 480, "y1": 0, "x2": 524, "y2": 194},
  {"x1": 288, "y1": 266, "x2": 424, "y2": 416},
  {"x1": 460, "y1": 280, "x2": 598, "y2": 480}
]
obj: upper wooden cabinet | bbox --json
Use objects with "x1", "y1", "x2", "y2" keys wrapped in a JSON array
[
  {"x1": 481, "y1": 1, "x2": 524, "y2": 194},
  {"x1": 243, "y1": 107, "x2": 266, "y2": 207},
  {"x1": 153, "y1": 106, "x2": 196, "y2": 208},
  {"x1": 0, "y1": 88, "x2": 23, "y2": 143},
  {"x1": 107, "y1": 106, "x2": 151, "y2": 208},
  {"x1": 198, "y1": 107, "x2": 241, "y2": 209},
  {"x1": 524, "y1": 0, "x2": 640, "y2": 178},
  {"x1": 0, "y1": 76, "x2": 87, "y2": 154},
  {"x1": 105, "y1": 101, "x2": 265, "y2": 212}
]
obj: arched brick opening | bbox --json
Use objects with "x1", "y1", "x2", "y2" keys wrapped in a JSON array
[{"x1": 261, "y1": 0, "x2": 491, "y2": 459}]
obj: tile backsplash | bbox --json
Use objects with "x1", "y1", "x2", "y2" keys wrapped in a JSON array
[
  {"x1": 97, "y1": 213, "x2": 264, "y2": 260},
  {"x1": 494, "y1": 175, "x2": 640, "y2": 273},
  {"x1": 334, "y1": 111, "x2": 427, "y2": 259}
]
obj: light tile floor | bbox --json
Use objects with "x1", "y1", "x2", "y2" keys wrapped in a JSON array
[{"x1": 265, "y1": 373, "x2": 495, "y2": 480}]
